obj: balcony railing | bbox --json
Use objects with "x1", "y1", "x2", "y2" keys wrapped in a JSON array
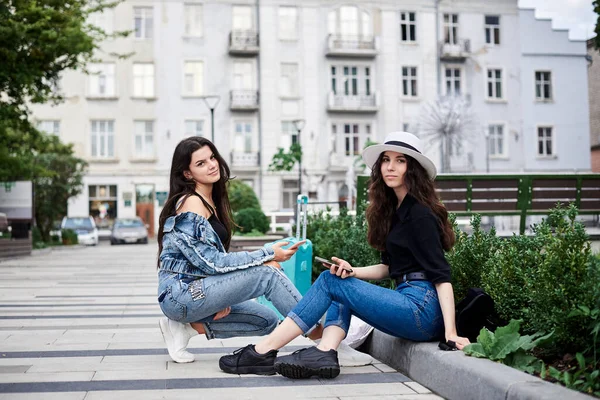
[
  {"x1": 327, "y1": 92, "x2": 378, "y2": 113},
  {"x1": 230, "y1": 90, "x2": 259, "y2": 111},
  {"x1": 440, "y1": 39, "x2": 471, "y2": 61},
  {"x1": 229, "y1": 30, "x2": 259, "y2": 55},
  {"x1": 326, "y1": 34, "x2": 378, "y2": 58},
  {"x1": 230, "y1": 151, "x2": 260, "y2": 168}
]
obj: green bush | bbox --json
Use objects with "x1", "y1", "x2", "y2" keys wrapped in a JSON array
[
  {"x1": 32, "y1": 226, "x2": 47, "y2": 249},
  {"x1": 228, "y1": 180, "x2": 260, "y2": 212},
  {"x1": 61, "y1": 229, "x2": 78, "y2": 245},
  {"x1": 235, "y1": 208, "x2": 270, "y2": 234},
  {"x1": 307, "y1": 208, "x2": 381, "y2": 284},
  {"x1": 446, "y1": 214, "x2": 501, "y2": 300}
]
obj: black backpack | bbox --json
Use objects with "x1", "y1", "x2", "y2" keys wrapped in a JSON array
[{"x1": 439, "y1": 288, "x2": 498, "y2": 350}]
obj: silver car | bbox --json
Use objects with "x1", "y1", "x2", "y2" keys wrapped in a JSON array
[
  {"x1": 110, "y1": 217, "x2": 149, "y2": 245},
  {"x1": 61, "y1": 216, "x2": 99, "y2": 246}
]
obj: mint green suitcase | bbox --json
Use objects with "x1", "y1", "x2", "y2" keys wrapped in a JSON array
[{"x1": 257, "y1": 195, "x2": 312, "y2": 319}]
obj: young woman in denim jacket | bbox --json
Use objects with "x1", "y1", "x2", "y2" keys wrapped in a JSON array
[
  {"x1": 157, "y1": 137, "x2": 306, "y2": 365},
  {"x1": 219, "y1": 131, "x2": 471, "y2": 379}
]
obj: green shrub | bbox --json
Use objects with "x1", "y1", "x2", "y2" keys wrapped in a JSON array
[
  {"x1": 446, "y1": 214, "x2": 501, "y2": 300},
  {"x1": 228, "y1": 180, "x2": 260, "y2": 212},
  {"x1": 307, "y1": 208, "x2": 381, "y2": 284},
  {"x1": 32, "y1": 226, "x2": 47, "y2": 249},
  {"x1": 235, "y1": 208, "x2": 270, "y2": 234},
  {"x1": 61, "y1": 229, "x2": 78, "y2": 245}
]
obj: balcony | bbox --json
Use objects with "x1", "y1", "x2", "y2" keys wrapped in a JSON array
[
  {"x1": 327, "y1": 92, "x2": 378, "y2": 113},
  {"x1": 229, "y1": 30, "x2": 259, "y2": 56},
  {"x1": 230, "y1": 90, "x2": 259, "y2": 111},
  {"x1": 440, "y1": 39, "x2": 471, "y2": 62},
  {"x1": 326, "y1": 34, "x2": 378, "y2": 58},
  {"x1": 230, "y1": 151, "x2": 260, "y2": 169}
]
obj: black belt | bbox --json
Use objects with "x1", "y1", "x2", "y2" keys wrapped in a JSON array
[{"x1": 396, "y1": 272, "x2": 428, "y2": 285}]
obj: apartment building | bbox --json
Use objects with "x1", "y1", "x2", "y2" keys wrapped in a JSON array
[{"x1": 29, "y1": 0, "x2": 592, "y2": 234}]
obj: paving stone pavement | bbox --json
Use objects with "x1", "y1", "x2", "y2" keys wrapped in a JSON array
[{"x1": 0, "y1": 242, "x2": 443, "y2": 399}]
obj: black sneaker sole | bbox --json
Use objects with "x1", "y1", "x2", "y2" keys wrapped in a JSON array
[
  {"x1": 219, "y1": 360, "x2": 276, "y2": 376},
  {"x1": 274, "y1": 362, "x2": 340, "y2": 379}
]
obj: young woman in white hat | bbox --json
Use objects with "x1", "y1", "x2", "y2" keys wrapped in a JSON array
[{"x1": 219, "y1": 131, "x2": 470, "y2": 379}]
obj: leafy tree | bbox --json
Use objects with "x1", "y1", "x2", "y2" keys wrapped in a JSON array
[
  {"x1": 268, "y1": 143, "x2": 302, "y2": 172},
  {"x1": 228, "y1": 180, "x2": 260, "y2": 212},
  {"x1": 594, "y1": 1, "x2": 600, "y2": 50},
  {"x1": 0, "y1": 0, "x2": 127, "y2": 142}
]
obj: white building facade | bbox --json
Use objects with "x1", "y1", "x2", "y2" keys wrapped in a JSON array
[{"x1": 29, "y1": 0, "x2": 591, "y2": 234}]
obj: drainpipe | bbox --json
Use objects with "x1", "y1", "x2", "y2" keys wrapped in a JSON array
[
  {"x1": 256, "y1": 0, "x2": 263, "y2": 202},
  {"x1": 435, "y1": 0, "x2": 441, "y2": 96}
]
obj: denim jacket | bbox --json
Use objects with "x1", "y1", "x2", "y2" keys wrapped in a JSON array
[{"x1": 159, "y1": 212, "x2": 275, "y2": 277}]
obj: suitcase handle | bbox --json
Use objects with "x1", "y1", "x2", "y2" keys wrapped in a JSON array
[{"x1": 295, "y1": 195, "x2": 308, "y2": 241}]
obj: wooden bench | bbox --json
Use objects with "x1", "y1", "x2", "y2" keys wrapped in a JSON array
[{"x1": 357, "y1": 174, "x2": 600, "y2": 234}]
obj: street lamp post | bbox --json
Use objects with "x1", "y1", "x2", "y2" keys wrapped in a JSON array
[
  {"x1": 201, "y1": 95, "x2": 220, "y2": 143},
  {"x1": 292, "y1": 119, "x2": 305, "y2": 196}
]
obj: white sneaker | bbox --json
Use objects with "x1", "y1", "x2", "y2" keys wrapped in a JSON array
[
  {"x1": 159, "y1": 317, "x2": 198, "y2": 363},
  {"x1": 336, "y1": 341, "x2": 374, "y2": 367}
]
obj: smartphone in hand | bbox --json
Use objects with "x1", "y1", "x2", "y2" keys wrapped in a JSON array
[{"x1": 314, "y1": 256, "x2": 353, "y2": 273}]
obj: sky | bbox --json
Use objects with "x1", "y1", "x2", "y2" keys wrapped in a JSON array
[{"x1": 518, "y1": 0, "x2": 597, "y2": 40}]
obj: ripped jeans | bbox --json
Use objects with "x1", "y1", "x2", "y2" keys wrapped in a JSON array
[
  {"x1": 158, "y1": 266, "x2": 302, "y2": 340},
  {"x1": 288, "y1": 271, "x2": 444, "y2": 341}
]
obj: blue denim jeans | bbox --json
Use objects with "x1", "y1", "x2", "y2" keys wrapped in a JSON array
[
  {"x1": 158, "y1": 266, "x2": 302, "y2": 340},
  {"x1": 288, "y1": 271, "x2": 444, "y2": 342}
]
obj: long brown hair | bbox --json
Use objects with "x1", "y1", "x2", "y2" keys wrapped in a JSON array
[
  {"x1": 365, "y1": 152, "x2": 455, "y2": 252},
  {"x1": 157, "y1": 137, "x2": 234, "y2": 267}
]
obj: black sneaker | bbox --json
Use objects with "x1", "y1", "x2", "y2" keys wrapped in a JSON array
[
  {"x1": 219, "y1": 344, "x2": 278, "y2": 375},
  {"x1": 274, "y1": 346, "x2": 340, "y2": 379}
]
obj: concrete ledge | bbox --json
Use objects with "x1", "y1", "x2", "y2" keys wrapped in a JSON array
[{"x1": 363, "y1": 330, "x2": 594, "y2": 400}]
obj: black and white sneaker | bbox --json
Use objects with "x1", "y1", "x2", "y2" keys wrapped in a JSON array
[
  {"x1": 274, "y1": 346, "x2": 340, "y2": 379},
  {"x1": 219, "y1": 345, "x2": 278, "y2": 375}
]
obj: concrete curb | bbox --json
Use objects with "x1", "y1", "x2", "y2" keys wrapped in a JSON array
[{"x1": 363, "y1": 330, "x2": 594, "y2": 400}]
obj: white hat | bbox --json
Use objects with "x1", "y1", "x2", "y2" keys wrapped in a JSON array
[{"x1": 362, "y1": 131, "x2": 437, "y2": 179}]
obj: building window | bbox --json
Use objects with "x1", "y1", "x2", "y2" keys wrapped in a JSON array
[
  {"x1": 486, "y1": 68, "x2": 503, "y2": 99},
  {"x1": 232, "y1": 5, "x2": 253, "y2": 30},
  {"x1": 537, "y1": 127, "x2": 553, "y2": 156},
  {"x1": 183, "y1": 61, "x2": 203, "y2": 96},
  {"x1": 134, "y1": 7, "x2": 153, "y2": 39},
  {"x1": 132, "y1": 63, "x2": 154, "y2": 98},
  {"x1": 232, "y1": 61, "x2": 253, "y2": 90},
  {"x1": 331, "y1": 122, "x2": 371, "y2": 157},
  {"x1": 488, "y1": 124, "x2": 505, "y2": 157},
  {"x1": 88, "y1": 63, "x2": 115, "y2": 97},
  {"x1": 184, "y1": 4, "x2": 203, "y2": 37},
  {"x1": 37, "y1": 120, "x2": 60, "y2": 136},
  {"x1": 281, "y1": 121, "x2": 298, "y2": 149},
  {"x1": 278, "y1": 6, "x2": 297, "y2": 40},
  {"x1": 185, "y1": 120, "x2": 204, "y2": 137},
  {"x1": 331, "y1": 65, "x2": 372, "y2": 96},
  {"x1": 328, "y1": 6, "x2": 371, "y2": 38},
  {"x1": 90, "y1": 120, "x2": 114, "y2": 158},
  {"x1": 443, "y1": 13, "x2": 458, "y2": 45},
  {"x1": 282, "y1": 180, "x2": 299, "y2": 209},
  {"x1": 89, "y1": 185, "x2": 117, "y2": 230},
  {"x1": 485, "y1": 15, "x2": 500, "y2": 45},
  {"x1": 444, "y1": 67, "x2": 461, "y2": 96},
  {"x1": 535, "y1": 71, "x2": 552, "y2": 101},
  {"x1": 234, "y1": 122, "x2": 253, "y2": 153},
  {"x1": 134, "y1": 120, "x2": 154, "y2": 158},
  {"x1": 402, "y1": 66, "x2": 418, "y2": 97},
  {"x1": 280, "y1": 63, "x2": 298, "y2": 97},
  {"x1": 89, "y1": 9, "x2": 114, "y2": 34},
  {"x1": 400, "y1": 12, "x2": 416, "y2": 43}
]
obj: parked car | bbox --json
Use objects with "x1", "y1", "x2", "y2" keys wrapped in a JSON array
[
  {"x1": 61, "y1": 216, "x2": 99, "y2": 246},
  {"x1": 110, "y1": 217, "x2": 149, "y2": 245},
  {"x1": 0, "y1": 213, "x2": 9, "y2": 238}
]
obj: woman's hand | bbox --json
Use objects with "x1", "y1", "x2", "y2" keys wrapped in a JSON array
[
  {"x1": 264, "y1": 260, "x2": 281, "y2": 269},
  {"x1": 272, "y1": 240, "x2": 306, "y2": 262},
  {"x1": 445, "y1": 333, "x2": 471, "y2": 350},
  {"x1": 329, "y1": 257, "x2": 355, "y2": 279},
  {"x1": 214, "y1": 306, "x2": 231, "y2": 321}
]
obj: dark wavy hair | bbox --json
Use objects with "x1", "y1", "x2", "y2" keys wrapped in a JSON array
[
  {"x1": 365, "y1": 152, "x2": 455, "y2": 252},
  {"x1": 157, "y1": 137, "x2": 233, "y2": 267}
]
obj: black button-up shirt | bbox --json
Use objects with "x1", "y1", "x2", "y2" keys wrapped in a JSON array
[{"x1": 380, "y1": 194, "x2": 452, "y2": 284}]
